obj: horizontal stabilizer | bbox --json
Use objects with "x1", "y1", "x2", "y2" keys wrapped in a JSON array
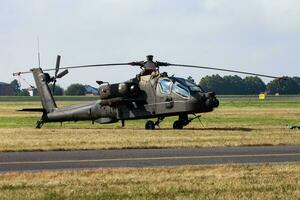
[{"x1": 17, "y1": 108, "x2": 45, "y2": 112}]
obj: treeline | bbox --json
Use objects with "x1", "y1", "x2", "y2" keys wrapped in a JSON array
[
  {"x1": 10, "y1": 79, "x2": 87, "y2": 96},
  {"x1": 10, "y1": 75, "x2": 300, "y2": 96},
  {"x1": 43, "y1": 83, "x2": 92, "y2": 96},
  {"x1": 50, "y1": 84, "x2": 86, "y2": 96},
  {"x1": 198, "y1": 75, "x2": 300, "y2": 95}
]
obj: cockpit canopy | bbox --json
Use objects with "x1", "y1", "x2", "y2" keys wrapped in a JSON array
[
  {"x1": 173, "y1": 77, "x2": 202, "y2": 92},
  {"x1": 158, "y1": 77, "x2": 203, "y2": 98}
]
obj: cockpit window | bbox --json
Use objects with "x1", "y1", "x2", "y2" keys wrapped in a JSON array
[
  {"x1": 159, "y1": 79, "x2": 172, "y2": 94},
  {"x1": 173, "y1": 82, "x2": 190, "y2": 98},
  {"x1": 174, "y1": 77, "x2": 202, "y2": 92}
]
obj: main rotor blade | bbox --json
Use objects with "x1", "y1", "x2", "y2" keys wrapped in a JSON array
[
  {"x1": 169, "y1": 63, "x2": 280, "y2": 79},
  {"x1": 13, "y1": 63, "x2": 132, "y2": 76},
  {"x1": 42, "y1": 63, "x2": 131, "y2": 73}
]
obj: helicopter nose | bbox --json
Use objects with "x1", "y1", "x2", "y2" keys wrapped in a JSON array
[
  {"x1": 205, "y1": 97, "x2": 219, "y2": 108},
  {"x1": 213, "y1": 98, "x2": 219, "y2": 107},
  {"x1": 204, "y1": 92, "x2": 219, "y2": 108}
]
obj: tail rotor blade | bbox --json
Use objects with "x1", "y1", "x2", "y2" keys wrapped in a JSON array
[
  {"x1": 56, "y1": 69, "x2": 69, "y2": 79},
  {"x1": 52, "y1": 81, "x2": 56, "y2": 94},
  {"x1": 55, "y1": 55, "x2": 61, "y2": 77},
  {"x1": 52, "y1": 55, "x2": 62, "y2": 95}
]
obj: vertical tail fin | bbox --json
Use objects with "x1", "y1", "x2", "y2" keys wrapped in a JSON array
[{"x1": 31, "y1": 68, "x2": 57, "y2": 113}]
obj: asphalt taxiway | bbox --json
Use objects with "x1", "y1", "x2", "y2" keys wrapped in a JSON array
[{"x1": 0, "y1": 145, "x2": 299, "y2": 172}]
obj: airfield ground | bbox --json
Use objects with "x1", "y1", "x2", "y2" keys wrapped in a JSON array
[
  {"x1": 0, "y1": 164, "x2": 299, "y2": 200},
  {"x1": 0, "y1": 96, "x2": 299, "y2": 199},
  {"x1": 0, "y1": 96, "x2": 299, "y2": 151}
]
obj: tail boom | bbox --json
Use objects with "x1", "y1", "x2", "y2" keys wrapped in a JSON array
[{"x1": 31, "y1": 68, "x2": 57, "y2": 113}]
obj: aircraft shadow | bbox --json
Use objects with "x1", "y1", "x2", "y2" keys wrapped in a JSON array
[
  {"x1": 49, "y1": 126, "x2": 253, "y2": 132},
  {"x1": 158, "y1": 127, "x2": 254, "y2": 132}
]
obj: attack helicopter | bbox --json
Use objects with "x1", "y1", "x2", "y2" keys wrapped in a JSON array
[{"x1": 13, "y1": 55, "x2": 281, "y2": 130}]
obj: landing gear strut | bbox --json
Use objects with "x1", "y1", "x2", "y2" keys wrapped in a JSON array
[{"x1": 154, "y1": 116, "x2": 164, "y2": 128}]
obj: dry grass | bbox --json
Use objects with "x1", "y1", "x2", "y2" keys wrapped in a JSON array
[
  {"x1": 0, "y1": 164, "x2": 299, "y2": 199},
  {"x1": 0, "y1": 126, "x2": 299, "y2": 152},
  {"x1": 0, "y1": 100, "x2": 299, "y2": 151}
]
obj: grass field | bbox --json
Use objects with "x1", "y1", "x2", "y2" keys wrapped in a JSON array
[
  {"x1": 0, "y1": 96, "x2": 299, "y2": 199},
  {"x1": 0, "y1": 96, "x2": 299, "y2": 151},
  {"x1": 0, "y1": 164, "x2": 299, "y2": 200}
]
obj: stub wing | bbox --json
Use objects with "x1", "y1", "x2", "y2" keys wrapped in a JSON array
[{"x1": 17, "y1": 108, "x2": 45, "y2": 112}]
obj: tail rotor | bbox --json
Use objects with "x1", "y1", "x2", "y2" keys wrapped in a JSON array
[{"x1": 51, "y1": 55, "x2": 68, "y2": 94}]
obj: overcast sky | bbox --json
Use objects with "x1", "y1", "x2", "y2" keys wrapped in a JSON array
[{"x1": 1, "y1": 0, "x2": 300, "y2": 88}]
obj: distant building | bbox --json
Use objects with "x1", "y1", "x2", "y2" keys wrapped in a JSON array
[
  {"x1": 24, "y1": 87, "x2": 38, "y2": 96},
  {"x1": 84, "y1": 85, "x2": 99, "y2": 96},
  {"x1": 0, "y1": 82, "x2": 13, "y2": 96}
]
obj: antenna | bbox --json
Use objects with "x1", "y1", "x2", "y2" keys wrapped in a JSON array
[{"x1": 37, "y1": 37, "x2": 41, "y2": 68}]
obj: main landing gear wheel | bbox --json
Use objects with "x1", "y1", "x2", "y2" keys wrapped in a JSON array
[
  {"x1": 145, "y1": 120, "x2": 155, "y2": 130},
  {"x1": 173, "y1": 120, "x2": 183, "y2": 129},
  {"x1": 173, "y1": 114, "x2": 190, "y2": 129}
]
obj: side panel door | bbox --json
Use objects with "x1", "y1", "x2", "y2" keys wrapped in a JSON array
[
  {"x1": 140, "y1": 77, "x2": 157, "y2": 116},
  {"x1": 155, "y1": 78, "x2": 175, "y2": 114}
]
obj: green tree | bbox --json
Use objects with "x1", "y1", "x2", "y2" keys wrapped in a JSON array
[
  {"x1": 10, "y1": 79, "x2": 21, "y2": 96},
  {"x1": 243, "y1": 76, "x2": 266, "y2": 94},
  {"x1": 223, "y1": 75, "x2": 246, "y2": 94},
  {"x1": 65, "y1": 84, "x2": 86, "y2": 96},
  {"x1": 266, "y1": 77, "x2": 300, "y2": 94},
  {"x1": 20, "y1": 89, "x2": 30, "y2": 96},
  {"x1": 49, "y1": 84, "x2": 64, "y2": 96},
  {"x1": 10, "y1": 79, "x2": 30, "y2": 96},
  {"x1": 200, "y1": 74, "x2": 226, "y2": 94},
  {"x1": 200, "y1": 74, "x2": 248, "y2": 94},
  {"x1": 200, "y1": 74, "x2": 268, "y2": 95},
  {"x1": 292, "y1": 77, "x2": 300, "y2": 91},
  {"x1": 187, "y1": 76, "x2": 195, "y2": 84}
]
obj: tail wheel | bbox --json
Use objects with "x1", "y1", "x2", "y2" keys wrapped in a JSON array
[
  {"x1": 173, "y1": 120, "x2": 183, "y2": 129},
  {"x1": 36, "y1": 120, "x2": 44, "y2": 129},
  {"x1": 145, "y1": 120, "x2": 155, "y2": 130}
]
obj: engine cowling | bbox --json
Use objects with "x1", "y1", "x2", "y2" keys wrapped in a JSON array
[{"x1": 99, "y1": 82, "x2": 139, "y2": 99}]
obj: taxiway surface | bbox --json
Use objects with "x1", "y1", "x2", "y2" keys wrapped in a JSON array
[{"x1": 0, "y1": 145, "x2": 299, "y2": 172}]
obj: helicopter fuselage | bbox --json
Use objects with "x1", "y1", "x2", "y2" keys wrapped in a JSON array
[
  {"x1": 45, "y1": 72, "x2": 219, "y2": 127},
  {"x1": 14, "y1": 54, "x2": 278, "y2": 129}
]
